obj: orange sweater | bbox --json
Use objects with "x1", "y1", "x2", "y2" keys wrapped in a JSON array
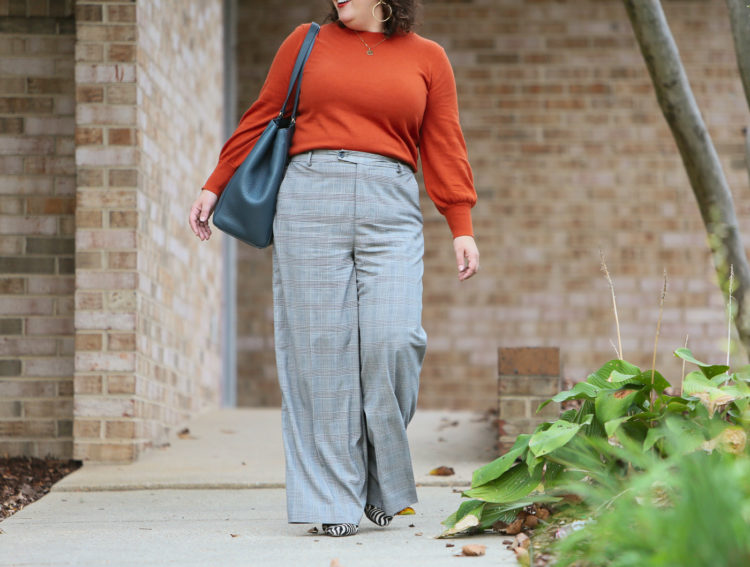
[{"x1": 204, "y1": 22, "x2": 477, "y2": 237}]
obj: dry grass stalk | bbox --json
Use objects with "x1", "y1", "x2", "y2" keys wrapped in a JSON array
[
  {"x1": 680, "y1": 334, "x2": 688, "y2": 397},
  {"x1": 600, "y1": 251, "x2": 622, "y2": 360},
  {"x1": 727, "y1": 264, "x2": 735, "y2": 368},
  {"x1": 651, "y1": 270, "x2": 668, "y2": 405}
]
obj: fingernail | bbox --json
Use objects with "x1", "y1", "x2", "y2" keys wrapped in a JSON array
[
  {"x1": 459, "y1": 265, "x2": 465, "y2": 271},
  {"x1": 200, "y1": 217, "x2": 207, "y2": 222}
]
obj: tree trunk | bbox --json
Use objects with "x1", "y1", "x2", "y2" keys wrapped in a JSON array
[
  {"x1": 623, "y1": 0, "x2": 750, "y2": 357},
  {"x1": 725, "y1": 0, "x2": 750, "y2": 111}
]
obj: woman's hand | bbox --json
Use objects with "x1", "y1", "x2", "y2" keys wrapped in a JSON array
[
  {"x1": 453, "y1": 235, "x2": 479, "y2": 281},
  {"x1": 189, "y1": 190, "x2": 219, "y2": 241}
]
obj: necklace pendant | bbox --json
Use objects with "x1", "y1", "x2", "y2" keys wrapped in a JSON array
[{"x1": 366, "y1": 48, "x2": 374, "y2": 55}]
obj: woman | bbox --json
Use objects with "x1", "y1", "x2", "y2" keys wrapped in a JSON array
[{"x1": 189, "y1": 0, "x2": 479, "y2": 537}]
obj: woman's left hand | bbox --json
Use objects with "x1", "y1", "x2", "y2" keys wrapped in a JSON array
[{"x1": 453, "y1": 235, "x2": 479, "y2": 281}]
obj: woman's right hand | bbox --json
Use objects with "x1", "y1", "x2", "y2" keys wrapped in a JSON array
[{"x1": 189, "y1": 190, "x2": 219, "y2": 241}]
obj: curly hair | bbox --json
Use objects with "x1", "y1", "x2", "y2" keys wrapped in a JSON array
[{"x1": 326, "y1": 0, "x2": 420, "y2": 37}]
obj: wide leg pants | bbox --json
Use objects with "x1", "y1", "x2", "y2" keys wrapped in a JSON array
[{"x1": 272, "y1": 149, "x2": 427, "y2": 524}]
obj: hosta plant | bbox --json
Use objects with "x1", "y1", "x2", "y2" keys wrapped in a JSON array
[{"x1": 440, "y1": 349, "x2": 750, "y2": 538}]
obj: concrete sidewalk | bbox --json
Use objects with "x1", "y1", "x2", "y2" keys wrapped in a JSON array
[{"x1": 0, "y1": 409, "x2": 519, "y2": 566}]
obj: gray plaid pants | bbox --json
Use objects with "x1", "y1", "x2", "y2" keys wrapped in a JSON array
[{"x1": 272, "y1": 149, "x2": 426, "y2": 524}]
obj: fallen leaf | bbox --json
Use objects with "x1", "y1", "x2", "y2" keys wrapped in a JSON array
[
  {"x1": 396, "y1": 506, "x2": 415, "y2": 515},
  {"x1": 515, "y1": 533, "x2": 530, "y2": 549},
  {"x1": 505, "y1": 517, "x2": 524, "y2": 535},
  {"x1": 524, "y1": 515, "x2": 538, "y2": 528},
  {"x1": 461, "y1": 544, "x2": 487, "y2": 557},
  {"x1": 230, "y1": 533, "x2": 239, "y2": 538},
  {"x1": 437, "y1": 419, "x2": 459, "y2": 431},
  {"x1": 445, "y1": 543, "x2": 455, "y2": 548},
  {"x1": 177, "y1": 428, "x2": 195, "y2": 440},
  {"x1": 429, "y1": 466, "x2": 455, "y2": 476}
]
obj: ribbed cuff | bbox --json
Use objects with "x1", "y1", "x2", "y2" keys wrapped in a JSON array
[
  {"x1": 444, "y1": 204, "x2": 474, "y2": 238},
  {"x1": 202, "y1": 161, "x2": 237, "y2": 196}
]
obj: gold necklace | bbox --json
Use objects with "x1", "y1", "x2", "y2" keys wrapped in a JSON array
[{"x1": 353, "y1": 30, "x2": 387, "y2": 55}]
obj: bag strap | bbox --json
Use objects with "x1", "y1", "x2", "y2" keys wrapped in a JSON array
[{"x1": 279, "y1": 22, "x2": 320, "y2": 123}]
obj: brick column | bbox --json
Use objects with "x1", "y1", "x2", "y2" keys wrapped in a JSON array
[
  {"x1": 73, "y1": 0, "x2": 139, "y2": 461},
  {"x1": 498, "y1": 347, "x2": 561, "y2": 452},
  {"x1": 0, "y1": 0, "x2": 76, "y2": 458}
]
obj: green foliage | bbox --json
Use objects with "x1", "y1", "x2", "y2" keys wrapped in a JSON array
[
  {"x1": 440, "y1": 349, "x2": 750, "y2": 539},
  {"x1": 553, "y1": 446, "x2": 750, "y2": 567}
]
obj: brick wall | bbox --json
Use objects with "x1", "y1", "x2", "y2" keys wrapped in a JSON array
[
  {"x1": 72, "y1": 0, "x2": 223, "y2": 461},
  {"x1": 232, "y1": 0, "x2": 749, "y2": 410},
  {"x1": 0, "y1": 0, "x2": 76, "y2": 458},
  {"x1": 135, "y1": 0, "x2": 223, "y2": 439}
]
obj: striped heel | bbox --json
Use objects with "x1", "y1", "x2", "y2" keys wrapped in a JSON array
[
  {"x1": 322, "y1": 523, "x2": 359, "y2": 537},
  {"x1": 364, "y1": 504, "x2": 393, "y2": 527}
]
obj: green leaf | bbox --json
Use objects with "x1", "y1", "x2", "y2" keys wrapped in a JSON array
[
  {"x1": 643, "y1": 426, "x2": 665, "y2": 451},
  {"x1": 543, "y1": 381, "x2": 600, "y2": 408},
  {"x1": 604, "y1": 416, "x2": 630, "y2": 437},
  {"x1": 560, "y1": 409, "x2": 578, "y2": 422},
  {"x1": 588, "y1": 359, "x2": 642, "y2": 386},
  {"x1": 674, "y1": 348, "x2": 730, "y2": 379},
  {"x1": 683, "y1": 371, "x2": 739, "y2": 415},
  {"x1": 441, "y1": 498, "x2": 484, "y2": 528},
  {"x1": 609, "y1": 370, "x2": 640, "y2": 384},
  {"x1": 463, "y1": 463, "x2": 543, "y2": 503},
  {"x1": 526, "y1": 447, "x2": 543, "y2": 475},
  {"x1": 595, "y1": 388, "x2": 646, "y2": 423},
  {"x1": 471, "y1": 434, "x2": 530, "y2": 488},
  {"x1": 674, "y1": 347, "x2": 708, "y2": 366},
  {"x1": 529, "y1": 420, "x2": 582, "y2": 457},
  {"x1": 633, "y1": 370, "x2": 672, "y2": 392},
  {"x1": 440, "y1": 499, "x2": 486, "y2": 536}
]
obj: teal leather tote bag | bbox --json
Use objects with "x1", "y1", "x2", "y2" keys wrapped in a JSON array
[{"x1": 212, "y1": 23, "x2": 320, "y2": 248}]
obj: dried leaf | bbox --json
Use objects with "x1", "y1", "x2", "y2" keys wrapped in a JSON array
[
  {"x1": 177, "y1": 428, "x2": 195, "y2": 440},
  {"x1": 461, "y1": 544, "x2": 487, "y2": 557},
  {"x1": 396, "y1": 506, "x2": 415, "y2": 515},
  {"x1": 445, "y1": 543, "x2": 455, "y2": 548},
  {"x1": 230, "y1": 533, "x2": 239, "y2": 538},
  {"x1": 515, "y1": 533, "x2": 531, "y2": 549},
  {"x1": 505, "y1": 517, "x2": 524, "y2": 535},
  {"x1": 524, "y1": 515, "x2": 538, "y2": 528},
  {"x1": 429, "y1": 466, "x2": 455, "y2": 476}
]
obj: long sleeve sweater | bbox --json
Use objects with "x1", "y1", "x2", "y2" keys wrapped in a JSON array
[{"x1": 203, "y1": 22, "x2": 477, "y2": 237}]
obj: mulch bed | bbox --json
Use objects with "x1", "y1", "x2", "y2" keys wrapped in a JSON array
[{"x1": 0, "y1": 456, "x2": 81, "y2": 521}]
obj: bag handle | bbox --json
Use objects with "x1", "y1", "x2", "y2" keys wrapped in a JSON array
[{"x1": 278, "y1": 22, "x2": 320, "y2": 124}]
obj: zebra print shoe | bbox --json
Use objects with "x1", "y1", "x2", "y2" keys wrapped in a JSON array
[
  {"x1": 364, "y1": 504, "x2": 393, "y2": 527},
  {"x1": 322, "y1": 523, "x2": 359, "y2": 537}
]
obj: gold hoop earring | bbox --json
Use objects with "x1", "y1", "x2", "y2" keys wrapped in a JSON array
[{"x1": 372, "y1": 0, "x2": 393, "y2": 23}]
